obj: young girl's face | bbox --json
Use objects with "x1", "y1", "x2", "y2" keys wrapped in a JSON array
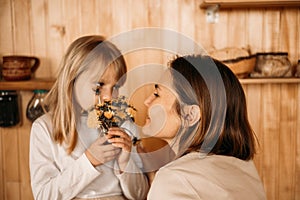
[
  {"x1": 142, "y1": 83, "x2": 181, "y2": 142},
  {"x1": 74, "y1": 65, "x2": 120, "y2": 111}
]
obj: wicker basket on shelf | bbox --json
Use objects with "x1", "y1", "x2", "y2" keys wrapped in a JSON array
[{"x1": 222, "y1": 55, "x2": 256, "y2": 78}]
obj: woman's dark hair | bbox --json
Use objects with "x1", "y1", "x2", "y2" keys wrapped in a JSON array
[{"x1": 170, "y1": 54, "x2": 257, "y2": 160}]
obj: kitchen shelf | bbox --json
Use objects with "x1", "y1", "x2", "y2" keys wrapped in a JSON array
[
  {"x1": 200, "y1": 0, "x2": 300, "y2": 9},
  {"x1": 0, "y1": 78, "x2": 55, "y2": 90},
  {"x1": 239, "y1": 78, "x2": 300, "y2": 84},
  {"x1": 0, "y1": 77, "x2": 299, "y2": 91}
]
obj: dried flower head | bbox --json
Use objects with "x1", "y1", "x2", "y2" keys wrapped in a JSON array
[{"x1": 87, "y1": 95, "x2": 137, "y2": 134}]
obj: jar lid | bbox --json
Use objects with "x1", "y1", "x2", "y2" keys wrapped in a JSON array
[
  {"x1": 0, "y1": 90, "x2": 17, "y2": 96},
  {"x1": 33, "y1": 89, "x2": 48, "y2": 93}
]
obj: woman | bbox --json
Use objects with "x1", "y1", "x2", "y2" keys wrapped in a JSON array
[
  {"x1": 29, "y1": 35, "x2": 149, "y2": 200},
  {"x1": 142, "y1": 55, "x2": 266, "y2": 199}
]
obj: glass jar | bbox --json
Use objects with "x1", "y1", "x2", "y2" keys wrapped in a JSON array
[
  {"x1": 26, "y1": 89, "x2": 49, "y2": 122},
  {"x1": 295, "y1": 60, "x2": 300, "y2": 78},
  {"x1": 0, "y1": 90, "x2": 20, "y2": 127}
]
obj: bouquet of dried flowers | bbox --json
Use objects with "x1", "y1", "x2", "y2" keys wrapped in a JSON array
[{"x1": 87, "y1": 96, "x2": 139, "y2": 144}]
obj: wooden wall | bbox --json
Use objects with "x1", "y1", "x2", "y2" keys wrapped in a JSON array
[
  {"x1": 0, "y1": 0, "x2": 299, "y2": 199},
  {"x1": 243, "y1": 82, "x2": 300, "y2": 200}
]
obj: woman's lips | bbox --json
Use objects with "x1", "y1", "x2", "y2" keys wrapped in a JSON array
[{"x1": 144, "y1": 116, "x2": 150, "y2": 125}]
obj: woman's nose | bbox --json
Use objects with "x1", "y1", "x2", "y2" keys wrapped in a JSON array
[{"x1": 144, "y1": 95, "x2": 154, "y2": 107}]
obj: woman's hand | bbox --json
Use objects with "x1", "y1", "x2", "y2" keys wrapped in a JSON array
[
  {"x1": 85, "y1": 136, "x2": 121, "y2": 167},
  {"x1": 106, "y1": 127, "x2": 132, "y2": 172}
]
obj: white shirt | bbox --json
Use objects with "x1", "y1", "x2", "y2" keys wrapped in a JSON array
[
  {"x1": 148, "y1": 152, "x2": 266, "y2": 200},
  {"x1": 29, "y1": 113, "x2": 148, "y2": 200}
]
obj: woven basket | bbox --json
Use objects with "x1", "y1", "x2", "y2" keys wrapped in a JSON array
[{"x1": 223, "y1": 55, "x2": 256, "y2": 78}]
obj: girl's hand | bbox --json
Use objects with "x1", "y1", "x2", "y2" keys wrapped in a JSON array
[
  {"x1": 106, "y1": 127, "x2": 132, "y2": 172},
  {"x1": 85, "y1": 136, "x2": 121, "y2": 167}
]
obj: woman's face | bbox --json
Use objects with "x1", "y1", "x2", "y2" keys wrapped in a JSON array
[
  {"x1": 74, "y1": 65, "x2": 120, "y2": 111},
  {"x1": 142, "y1": 83, "x2": 181, "y2": 142}
]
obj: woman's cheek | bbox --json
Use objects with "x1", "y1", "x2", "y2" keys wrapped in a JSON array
[{"x1": 142, "y1": 104, "x2": 166, "y2": 137}]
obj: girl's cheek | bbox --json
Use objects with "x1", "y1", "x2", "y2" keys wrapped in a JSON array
[{"x1": 74, "y1": 83, "x2": 95, "y2": 110}]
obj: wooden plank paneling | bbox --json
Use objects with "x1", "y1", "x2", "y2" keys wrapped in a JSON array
[
  {"x1": 79, "y1": 0, "x2": 97, "y2": 35},
  {"x1": 0, "y1": 1, "x2": 299, "y2": 200},
  {"x1": 247, "y1": 9, "x2": 264, "y2": 53},
  {"x1": 211, "y1": 9, "x2": 229, "y2": 50},
  {"x1": 243, "y1": 84, "x2": 264, "y2": 177},
  {"x1": 30, "y1": 0, "x2": 49, "y2": 78},
  {"x1": 111, "y1": 0, "x2": 130, "y2": 36},
  {"x1": 0, "y1": 128, "x2": 4, "y2": 200},
  {"x1": 179, "y1": 0, "x2": 195, "y2": 42},
  {"x1": 2, "y1": 128, "x2": 20, "y2": 199},
  {"x1": 262, "y1": 8, "x2": 281, "y2": 52},
  {"x1": 278, "y1": 84, "x2": 297, "y2": 200},
  {"x1": 0, "y1": 0, "x2": 14, "y2": 56},
  {"x1": 261, "y1": 84, "x2": 280, "y2": 200},
  {"x1": 296, "y1": 84, "x2": 300, "y2": 200},
  {"x1": 227, "y1": 9, "x2": 247, "y2": 48},
  {"x1": 148, "y1": 0, "x2": 162, "y2": 27},
  {"x1": 18, "y1": 91, "x2": 33, "y2": 200},
  {"x1": 96, "y1": 0, "x2": 113, "y2": 36},
  {"x1": 12, "y1": 0, "x2": 31, "y2": 54},
  {"x1": 47, "y1": 0, "x2": 65, "y2": 76},
  {"x1": 280, "y1": 9, "x2": 299, "y2": 66}
]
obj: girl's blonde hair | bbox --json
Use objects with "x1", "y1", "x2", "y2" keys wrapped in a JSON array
[{"x1": 45, "y1": 35, "x2": 127, "y2": 154}]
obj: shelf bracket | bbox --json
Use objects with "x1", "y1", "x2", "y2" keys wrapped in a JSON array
[{"x1": 205, "y1": 4, "x2": 219, "y2": 23}]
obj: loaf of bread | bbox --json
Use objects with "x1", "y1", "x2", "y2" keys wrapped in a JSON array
[{"x1": 209, "y1": 47, "x2": 250, "y2": 61}]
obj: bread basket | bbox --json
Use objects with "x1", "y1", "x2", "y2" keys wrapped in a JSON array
[{"x1": 222, "y1": 55, "x2": 256, "y2": 78}]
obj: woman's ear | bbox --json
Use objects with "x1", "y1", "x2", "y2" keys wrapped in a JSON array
[{"x1": 183, "y1": 105, "x2": 201, "y2": 127}]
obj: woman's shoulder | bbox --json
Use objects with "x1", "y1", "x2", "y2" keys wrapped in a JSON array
[
  {"x1": 154, "y1": 153, "x2": 266, "y2": 200},
  {"x1": 160, "y1": 152, "x2": 256, "y2": 175}
]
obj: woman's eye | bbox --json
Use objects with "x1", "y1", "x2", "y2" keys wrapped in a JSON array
[
  {"x1": 97, "y1": 82, "x2": 104, "y2": 87},
  {"x1": 113, "y1": 85, "x2": 120, "y2": 90},
  {"x1": 153, "y1": 92, "x2": 159, "y2": 97}
]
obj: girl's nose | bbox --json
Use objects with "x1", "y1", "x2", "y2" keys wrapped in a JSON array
[{"x1": 101, "y1": 88, "x2": 112, "y2": 102}]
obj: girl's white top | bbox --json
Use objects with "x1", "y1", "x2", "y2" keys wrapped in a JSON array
[{"x1": 29, "y1": 113, "x2": 148, "y2": 200}]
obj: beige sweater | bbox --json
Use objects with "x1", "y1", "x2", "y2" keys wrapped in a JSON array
[{"x1": 148, "y1": 153, "x2": 266, "y2": 200}]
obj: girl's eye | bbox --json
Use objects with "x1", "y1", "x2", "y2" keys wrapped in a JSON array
[
  {"x1": 153, "y1": 92, "x2": 159, "y2": 97},
  {"x1": 95, "y1": 88, "x2": 100, "y2": 95},
  {"x1": 93, "y1": 82, "x2": 104, "y2": 95},
  {"x1": 92, "y1": 87, "x2": 100, "y2": 95}
]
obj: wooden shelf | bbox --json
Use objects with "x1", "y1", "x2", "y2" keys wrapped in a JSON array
[
  {"x1": 239, "y1": 78, "x2": 300, "y2": 84},
  {"x1": 0, "y1": 77, "x2": 299, "y2": 90},
  {"x1": 200, "y1": 0, "x2": 300, "y2": 8},
  {"x1": 0, "y1": 78, "x2": 55, "y2": 90}
]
